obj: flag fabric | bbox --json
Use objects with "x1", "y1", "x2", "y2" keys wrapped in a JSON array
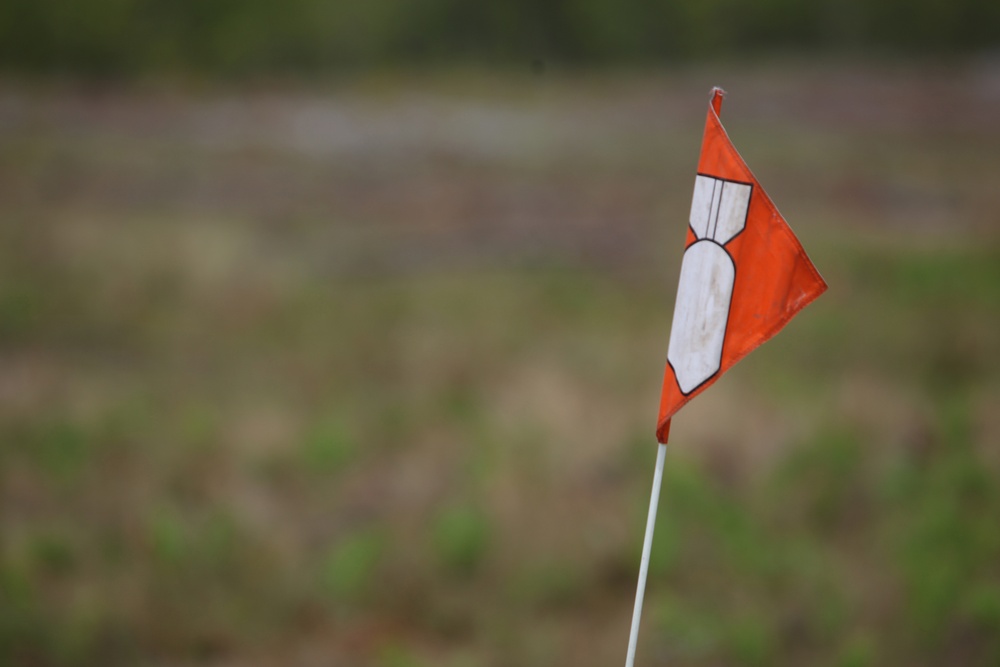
[{"x1": 656, "y1": 88, "x2": 827, "y2": 444}]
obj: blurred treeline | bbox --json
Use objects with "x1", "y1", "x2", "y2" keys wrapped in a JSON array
[{"x1": 2, "y1": 0, "x2": 999, "y2": 77}]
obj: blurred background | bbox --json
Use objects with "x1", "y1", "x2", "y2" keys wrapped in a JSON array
[{"x1": 1, "y1": 1, "x2": 999, "y2": 666}]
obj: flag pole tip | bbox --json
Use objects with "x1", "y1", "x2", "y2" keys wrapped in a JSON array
[{"x1": 709, "y1": 87, "x2": 726, "y2": 116}]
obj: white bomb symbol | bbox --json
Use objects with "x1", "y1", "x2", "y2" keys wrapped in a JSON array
[{"x1": 667, "y1": 175, "x2": 752, "y2": 395}]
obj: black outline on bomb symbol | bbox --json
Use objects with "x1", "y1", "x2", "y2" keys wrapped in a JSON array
[{"x1": 667, "y1": 174, "x2": 753, "y2": 396}]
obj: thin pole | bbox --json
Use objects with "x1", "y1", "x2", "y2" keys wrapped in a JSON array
[{"x1": 625, "y1": 442, "x2": 667, "y2": 667}]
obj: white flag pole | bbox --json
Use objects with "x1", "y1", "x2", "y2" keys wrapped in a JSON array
[{"x1": 624, "y1": 441, "x2": 667, "y2": 667}]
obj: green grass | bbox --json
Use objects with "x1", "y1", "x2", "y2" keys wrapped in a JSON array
[
  {"x1": 322, "y1": 528, "x2": 386, "y2": 604},
  {"x1": 430, "y1": 505, "x2": 491, "y2": 578}
]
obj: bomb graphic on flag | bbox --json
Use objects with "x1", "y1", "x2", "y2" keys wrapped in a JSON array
[
  {"x1": 667, "y1": 174, "x2": 752, "y2": 395},
  {"x1": 655, "y1": 89, "x2": 827, "y2": 443}
]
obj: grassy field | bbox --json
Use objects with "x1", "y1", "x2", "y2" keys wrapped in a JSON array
[{"x1": 1, "y1": 62, "x2": 999, "y2": 666}]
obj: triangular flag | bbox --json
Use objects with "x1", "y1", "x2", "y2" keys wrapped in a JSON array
[{"x1": 656, "y1": 88, "x2": 827, "y2": 443}]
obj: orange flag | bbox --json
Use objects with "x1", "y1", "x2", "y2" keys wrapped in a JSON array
[{"x1": 656, "y1": 89, "x2": 827, "y2": 443}]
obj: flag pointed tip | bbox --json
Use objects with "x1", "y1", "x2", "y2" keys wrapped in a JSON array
[
  {"x1": 656, "y1": 417, "x2": 671, "y2": 444},
  {"x1": 710, "y1": 87, "x2": 726, "y2": 116}
]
